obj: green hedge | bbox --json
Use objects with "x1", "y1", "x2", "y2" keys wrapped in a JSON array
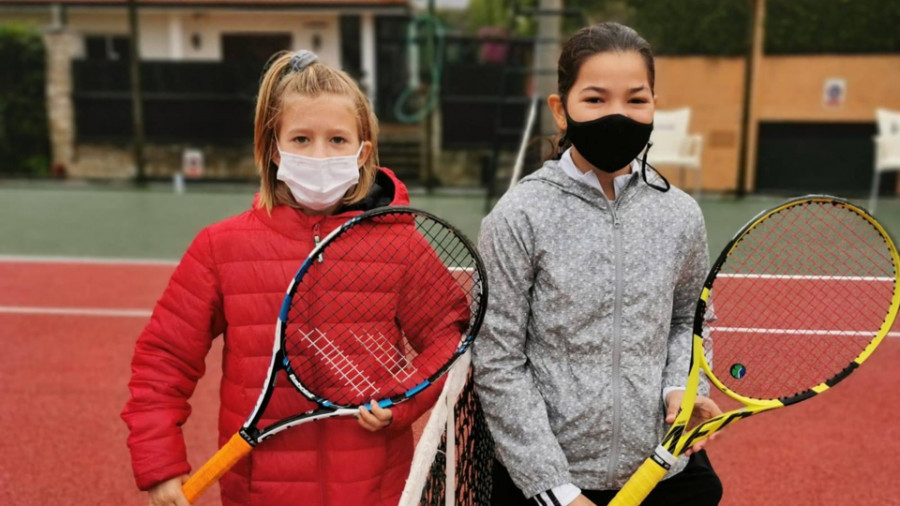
[
  {"x1": 625, "y1": 0, "x2": 750, "y2": 56},
  {"x1": 0, "y1": 24, "x2": 49, "y2": 177},
  {"x1": 766, "y1": 0, "x2": 900, "y2": 54},
  {"x1": 561, "y1": 0, "x2": 899, "y2": 56}
]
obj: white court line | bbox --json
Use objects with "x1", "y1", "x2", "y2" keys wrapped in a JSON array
[
  {"x1": 714, "y1": 326, "x2": 900, "y2": 338},
  {"x1": 0, "y1": 254, "x2": 178, "y2": 266},
  {"x1": 0, "y1": 305, "x2": 152, "y2": 318},
  {"x1": 718, "y1": 273, "x2": 894, "y2": 282}
]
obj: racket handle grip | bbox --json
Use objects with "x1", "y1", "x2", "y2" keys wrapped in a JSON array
[
  {"x1": 608, "y1": 456, "x2": 670, "y2": 506},
  {"x1": 182, "y1": 432, "x2": 253, "y2": 504}
]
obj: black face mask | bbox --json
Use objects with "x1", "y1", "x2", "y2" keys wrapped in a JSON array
[{"x1": 564, "y1": 112, "x2": 653, "y2": 173}]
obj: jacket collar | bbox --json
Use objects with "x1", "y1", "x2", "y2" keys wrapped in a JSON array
[{"x1": 521, "y1": 158, "x2": 645, "y2": 211}]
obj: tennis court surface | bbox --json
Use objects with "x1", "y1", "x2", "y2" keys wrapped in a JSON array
[{"x1": 1, "y1": 183, "x2": 898, "y2": 505}]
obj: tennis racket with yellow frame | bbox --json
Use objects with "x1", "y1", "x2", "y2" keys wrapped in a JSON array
[{"x1": 610, "y1": 195, "x2": 900, "y2": 505}]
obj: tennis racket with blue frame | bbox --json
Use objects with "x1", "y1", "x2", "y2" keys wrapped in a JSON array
[{"x1": 181, "y1": 206, "x2": 488, "y2": 503}]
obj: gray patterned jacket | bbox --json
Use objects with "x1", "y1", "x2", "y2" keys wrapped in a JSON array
[{"x1": 473, "y1": 159, "x2": 710, "y2": 498}]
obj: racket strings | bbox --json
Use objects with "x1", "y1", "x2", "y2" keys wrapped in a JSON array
[
  {"x1": 728, "y1": 208, "x2": 884, "y2": 334},
  {"x1": 789, "y1": 210, "x2": 860, "y2": 331},
  {"x1": 282, "y1": 212, "x2": 483, "y2": 407},
  {"x1": 282, "y1": 254, "x2": 409, "y2": 400},
  {"x1": 409, "y1": 217, "x2": 484, "y2": 330},
  {"x1": 350, "y1": 329, "x2": 419, "y2": 384},
  {"x1": 806, "y1": 206, "x2": 897, "y2": 324},
  {"x1": 298, "y1": 328, "x2": 379, "y2": 399},
  {"x1": 705, "y1": 202, "x2": 896, "y2": 401}
]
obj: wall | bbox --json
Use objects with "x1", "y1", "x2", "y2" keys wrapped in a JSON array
[
  {"x1": 652, "y1": 55, "x2": 900, "y2": 192},
  {"x1": 62, "y1": 9, "x2": 340, "y2": 65}
]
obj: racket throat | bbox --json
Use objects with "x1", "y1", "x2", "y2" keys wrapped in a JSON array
[{"x1": 238, "y1": 428, "x2": 261, "y2": 447}]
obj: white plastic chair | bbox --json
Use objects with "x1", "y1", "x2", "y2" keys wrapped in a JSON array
[
  {"x1": 646, "y1": 108, "x2": 704, "y2": 197},
  {"x1": 871, "y1": 108, "x2": 900, "y2": 213}
]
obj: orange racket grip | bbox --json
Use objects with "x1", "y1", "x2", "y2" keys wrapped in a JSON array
[
  {"x1": 182, "y1": 432, "x2": 253, "y2": 504},
  {"x1": 608, "y1": 456, "x2": 670, "y2": 506}
]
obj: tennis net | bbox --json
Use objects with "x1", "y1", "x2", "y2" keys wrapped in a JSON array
[{"x1": 399, "y1": 352, "x2": 495, "y2": 505}]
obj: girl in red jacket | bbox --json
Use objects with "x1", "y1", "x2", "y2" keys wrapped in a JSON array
[{"x1": 122, "y1": 50, "x2": 439, "y2": 506}]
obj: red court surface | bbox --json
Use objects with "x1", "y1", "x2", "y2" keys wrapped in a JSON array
[{"x1": 0, "y1": 260, "x2": 898, "y2": 505}]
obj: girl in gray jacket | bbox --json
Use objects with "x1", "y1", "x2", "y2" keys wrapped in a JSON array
[{"x1": 474, "y1": 22, "x2": 723, "y2": 506}]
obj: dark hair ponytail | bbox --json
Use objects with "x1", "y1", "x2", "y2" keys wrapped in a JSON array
[{"x1": 549, "y1": 22, "x2": 655, "y2": 160}]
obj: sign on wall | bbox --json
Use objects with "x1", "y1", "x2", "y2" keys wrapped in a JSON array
[
  {"x1": 182, "y1": 149, "x2": 205, "y2": 178},
  {"x1": 823, "y1": 78, "x2": 846, "y2": 108}
]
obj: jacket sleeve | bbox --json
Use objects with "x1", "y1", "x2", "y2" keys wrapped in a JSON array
[
  {"x1": 120, "y1": 228, "x2": 226, "y2": 490},
  {"x1": 384, "y1": 375, "x2": 446, "y2": 432},
  {"x1": 390, "y1": 231, "x2": 469, "y2": 431},
  {"x1": 662, "y1": 206, "x2": 711, "y2": 397},
  {"x1": 472, "y1": 209, "x2": 574, "y2": 498}
]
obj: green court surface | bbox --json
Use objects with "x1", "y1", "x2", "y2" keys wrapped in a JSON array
[{"x1": 1, "y1": 180, "x2": 898, "y2": 260}]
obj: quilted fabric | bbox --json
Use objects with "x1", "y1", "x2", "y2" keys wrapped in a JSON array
[{"x1": 122, "y1": 168, "x2": 445, "y2": 506}]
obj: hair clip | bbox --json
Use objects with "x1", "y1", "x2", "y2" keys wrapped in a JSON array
[{"x1": 289, "y1": 50, "x2": 319, "y2": 72}]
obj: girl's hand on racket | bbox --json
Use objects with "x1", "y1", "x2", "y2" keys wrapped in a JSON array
[
  {"x1": 148, "y1": 475, "x2": 190, "y2": 506},
  {"x1": 357, "y1": 400, "x2": 393, "y2": 432},
  {"x1": 664, "y1": 391, "x2": 722, "y2": 456}
]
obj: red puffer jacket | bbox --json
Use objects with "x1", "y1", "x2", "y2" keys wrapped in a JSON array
[{"x1": 122, "y1": 168, "x2": 443, "y2": 506}]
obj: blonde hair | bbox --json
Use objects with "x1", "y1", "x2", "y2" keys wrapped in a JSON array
[{"x1": 254, "y1": 51, "x2": 380, "y2": 212}]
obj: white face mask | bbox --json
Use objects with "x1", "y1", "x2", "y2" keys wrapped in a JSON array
[{"x1": 275, "y1": 144, "x2": 364, "y2": 211}]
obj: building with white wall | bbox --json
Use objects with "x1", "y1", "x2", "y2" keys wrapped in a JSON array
[{"x1": 1, "y1": 0, "x2": 411, "y2": 178}]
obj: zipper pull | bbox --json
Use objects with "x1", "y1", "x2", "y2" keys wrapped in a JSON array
[{"x1": 313, "y1": 224, "x2": 324, "y2": 263}]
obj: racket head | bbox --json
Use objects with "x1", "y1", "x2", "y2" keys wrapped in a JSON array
[
  {"x1": 665, "y1": 196, "x2": 900, "y2": 457},
  {"x1": 276, "y1": 206, "x2": 487, "y2": 411},
  {"x1": 696, "y1": 196, "x2": 899, "y2": 407}
]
